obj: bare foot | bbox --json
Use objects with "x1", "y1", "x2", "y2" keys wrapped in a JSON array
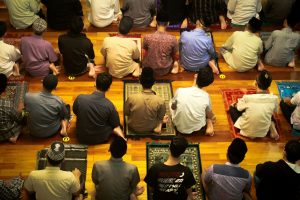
[
  {"x1": 171, "y1": 61, "x2": 179, "y2": 74},
  {"x1": 132, "y1": 67, "x2": 141, "y2": 77},
  {"x1": 150, "y1": 19, "x2": 157, "y2": 27},
  {"x1": 181, "y1": 18, "x2": 188, "y2": 29},
  {"x1": 60, "y1": 128, "x2": 68, "y2": 137},
  {"x1": 52, "y1": 67, "x2": 60, "y2": 76},
  {"x1": 257, "y1": 60, "x2": 265, "y2": 71},
  {"x1": 163, "y1": 115, "x2": 169, "y2": 123},
  {"x1": 270, "y1": 122, "x2": 279, "y2": 140},
  {"x1": 288, "y1": 59, "x2": 295, "y2": 68},
  {"x1": 9, "y1": 136, "x2": 18, "y2": 143},
  {"x1": 220, "y1": 21, "x2": 227, "y2": 30},
  {"x1": 205, "y1": 119, "x2": 214, "y2": 136},
  {"x1": 209, "y1": 60, "x2": 219, "y2": 74},
  {"x1": 88, "y1": 65, "x2": 96, "y2": 78}
]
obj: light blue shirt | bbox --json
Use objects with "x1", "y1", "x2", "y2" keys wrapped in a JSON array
[{"x1": 180, "y1": 29, "x2": 215, "y2": 71}]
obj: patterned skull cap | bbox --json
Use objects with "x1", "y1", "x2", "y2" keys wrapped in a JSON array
[
  {"x1": 47, "y1": 141, "x2": 65, "y2": 161},
  {"x1": 32, "y1": 18, "x2": 47, "y2": 33}
]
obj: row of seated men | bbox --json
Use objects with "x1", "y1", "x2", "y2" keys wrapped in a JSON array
[
  {"x1": 2, "y1": 0, "x2": 300, "y2": 30},
  {"x1": 1, "y1": 12, "x2": 300, "y2": 81},
  {"x1": 18, "y1": 136, "x2": 300, "y2": 200}
]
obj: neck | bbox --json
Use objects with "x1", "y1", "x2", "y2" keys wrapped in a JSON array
[
  {"x1": 157, "y1": 26, "x2": 166, "y2": 32},
  {"x1": 164, "y1": 154, "x2": 180, "y2": 166},
  {"x1": 42, "y1": 88, "x2": 52, "y2": 94},
  {"x1": 256, "y1": 88, "x2": 267, "y2": 94}
]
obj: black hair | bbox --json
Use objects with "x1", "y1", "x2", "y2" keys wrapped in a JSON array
[
  {"x1": 285, "y1": 140, "x2": 300, "y2": 163},
  {"x1": 196, "y1": 66, "x2": 214, "y2": 88},
  {"x1": 227, "y1": 138, "x2": 248, "y2": 164},
  {"x1": 46, "y1": 156, "x2": 63, "y2": 166},
  {"x1": 0, "y1": 21, "x2": 7, "y2": 37},
  {"x1": 156, "y1": 10, "x2": 169, "y2": 27},
  {"x1": 119, "y1": 16, "x2": 133, "y2": 35},
  {"x1": 70, "y1": 16, "x2": 84, "y2": 34},
  {"x1": 43, "y1": 74, "x2": 58, "y2": 91},
  {"x1": 0, "y1": 73, "x2": 8, "y2": 94},
  {"x1": 256, "y1": 70, "x2": 272, "y2": 90},
  {"x1": 286, "y1": 14, "x2": 298, "y2": 28},
  {"x1": 170, "y1": 136, "x2": 188, "y2": 158},
  {"x1": 109, "y1": 136, "x2": 127, "y2": 158},
  {"x1": 248, "y1": 17, "x2": 262, "y2": 33},
  {"x1": 140, "y1": 67, "x2": 155, "y2": 89},
  {"x1": 96, "y1": 72, "x2": 113, "y2": 92}
]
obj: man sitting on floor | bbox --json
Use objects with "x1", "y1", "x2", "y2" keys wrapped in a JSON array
[
  {"x1": 0, "y1": 74, "x2": 23, "y2": 143},
  {"x1": 142, "y1": 11, "x2": 179, "y2": 76},
  {"x1": 202, "y1": 138, "x2": 252, "y2": 200},
  {"x1": 144, "y1": 136, "x2": 196, "y2": 200},
  {"x1": 101, "y1": 16, "x2": 140, "y2": 78},
  {"x1": 92, "y1": 135, "x2": 144, "y2": 200},
  {"x1": 58, "y1": 16, "x2": 96, "y2": 77},
  {"x1": 170, "y1": 67, "x2": 216, "y2": 136},
  {"x1": 24, "y1": 141, "x2": 82, "y2": 200},
  {"x1": 20, "y1": 18, "x2": 59, "y2": 77},
  {"x1": 0, "y1": 22, "x2": 21, "y2": 77},
  {"x1": 229, "y1": 70, "x2": 279, "y2": 140},
  {"x1": 221, "y1": 17, "x2": 264, "y2": 72},
  {"x1": 25, "y1": 75, "x2": 70, "y2": 138},
  {"x1": 180, "y1": 19, "x2": 219, "y2": 74},
  {"x1": 73, "y1": 72, "x2": 125, "y2": 144},
  {"x1": 280, "y1": 91, "x2": 300, "y2": 131},
  {"x1": 124, "y1": 67, "x2": 167, "y2": 133},
  {"x1": 264, "y1": 15, "x2": 300, "y2": 68},
  {"x1": 255, "y1": 139, "x2": 300, "y2": 200}
]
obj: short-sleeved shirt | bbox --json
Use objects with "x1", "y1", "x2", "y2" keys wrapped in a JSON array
[
  {"x1": 0, "y1": 40, "x2": 21, "y2": 77},
  {"x1": 180, "y1": 29, "x2": 215, "y2": 71},
  {"x1": 204, "y1": 163, "x2": 252, "y2": 200},
  {"x1": 171, "y1": 86, "x2": 212, "y2": 134},
  {"x1": 24, "y1": 167, "x2": 80, "y2": 200},
  {"x1": 101, "y1": 36, "x2": 140, "y2": 78},
  {"x1": 58, "y1": 32, "x2": 95, "y2": 76},
  {"x1": 291, "y1": 91, "x2": 300, "y2": 130},
  {"x1": 21, "y1": 35, "x2": 58, "y2": 77},
  {"x1": 144, "y1": 163, "x2": 196, "y2": 200},
  {"x1": 92, "y1": 157, "x2": 140, "y2": 200},
  {"x1": 24, "y1": 92, "x2": 68, "y2": 138},
  {"x1": 143, "y1": 31, "x2": 178, "y2": 76},
  {"x1": 73, "y1": 91, "x2": 120, "y2": 144},
  {"x1": 124, "y1": 90, "x2": 166, "y2": 133}
]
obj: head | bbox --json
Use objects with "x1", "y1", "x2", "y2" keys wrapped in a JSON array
[
  {"x1": 284, "y1": 140, "x2": 300, "y2": 164},
  {"x1": 32, "y1": 18, "x2": 47, "y2": 35},
  {"x1": 195, "y1": 66, "x2": 214, "y2": 88},
  {"x1": 96, "y1": 72, "x2": 113, "y2": 92},
  {"x1": 247, "y1": 17, "x2": 262, "y2": 33},
  {"x1": 119, "y1": 16, "x2": 133, "y2": 35},
  {"x1": 0, "y1": 21, "x2": 7, "y2": 38},
  {"x1": 140, "y1": 67, "x2": 155, "y2": 89},
  {"x1": 256, "y1": 70, "x2": 272, "y2": 90},
  {"x1": 43, "y1": 74, "x2": 58, "y2": 92},
  {"x1": 227, "y1": 138, "x2": 248, "y2": 164},
  {"x1": 170, "y1": 136, "x2": 188, "y2": 158},
  {"x1": 285, "y1": 14, "x2": 298, "y2": 29},
  {"x1": 46, "y1": 141, "x2": 65, "y2": 166},
  {"x1": 109, "y1": 136, "x2": 127, "y2": 158},
  {"x1": 156, "y1": 10, "x2": 169, "y2": 27},
  {"x1": 0, "y1": 73, "x2": 8, "y2": 94},
  {"x1": 70, "y1": 16, "x2": 84, "y2": 34}
]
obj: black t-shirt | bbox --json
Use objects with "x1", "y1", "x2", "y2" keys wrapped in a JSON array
[{"x1": 145, "y1": 163, "x2": 196, "y2": 200}]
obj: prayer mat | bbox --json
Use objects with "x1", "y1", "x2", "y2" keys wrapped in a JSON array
[
  {"x1": 260, "y1": 32, "x2": 271, "y2": 43},
  {"x1": 146, "y1": 142, "x2": 205, "y2": 200},
  {"x1": 276, "y1": 81, "x2": 300, "y2": 99},
  {"x1": 0, "y1": 82, "x2": 28, "y2": 109},
  {"x1": 123, "y1": 80, "x2": 176, "y2": 139}
]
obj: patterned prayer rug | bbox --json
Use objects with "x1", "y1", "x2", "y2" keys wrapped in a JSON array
[
  {"x1": 123, "y1": 80, "x2": 176, "y2": 139},
  {"x1": 146, "y1": 142, "x2": 205, "y2": 200},
  {"x1": 0, "y1": 82, "x2": 28, "y2": 109},
  {"x1": 260, "y1": 32, "x2": 271, "y2": 43},
  {"x1": 276, "y1": 81, "x2": 300, "y2": 99}
]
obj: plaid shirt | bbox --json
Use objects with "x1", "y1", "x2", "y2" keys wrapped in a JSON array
[{"x1": 0, "y1": 98, "x2": 22, "y2": 141}]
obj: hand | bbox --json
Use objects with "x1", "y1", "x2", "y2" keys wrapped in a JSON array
[{"x1": 72, "y1": 168, "x2": 81, "y2": 178}]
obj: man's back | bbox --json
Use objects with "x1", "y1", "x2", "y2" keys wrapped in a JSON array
[
  {"x1": 92, "y1": 158, "x2": 140, "y2": 200},
  {"x1": 0, "y1": 40, "x2": 21, "y2": 77},
  {"x1": 228, "y1": 0, "x2": 261, "y2": 25},
  {"x1": 263, "y1": 0, "x2": 295, "y2": 25}
]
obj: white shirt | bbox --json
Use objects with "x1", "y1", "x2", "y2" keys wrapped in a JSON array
[
  {"x1": 234, "y1": 93, "x2": 278, "y2": 138},
  {"x1": 171, "y1": 86, "x2": 212, "y2": 134},
  {"x1": 0, "y1": 40, "x2": 21, "y2": 76},
  {"x1": 291, "y1": 91, "x2": 300, "y2": 130}
]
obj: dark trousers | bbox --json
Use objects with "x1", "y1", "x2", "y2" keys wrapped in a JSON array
[
  {"x1": 279, "y1": 100, "x2": 296, "y2": 126},
  {"x1": 229, "y1": 105, "x2": 244, "y2": 123}
]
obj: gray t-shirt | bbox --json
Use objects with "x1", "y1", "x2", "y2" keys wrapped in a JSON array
[{"x1": 25, "y1": 92, "x2": 68, "y2": 137}]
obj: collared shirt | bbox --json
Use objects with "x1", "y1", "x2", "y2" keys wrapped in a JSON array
[
  {"x1": 180, "y1": 29, "x2": 214, "y2": 71},
  {"x1": 204, "y1": 162, "x2": 251, "y2": 200},
  {"x1": 124, "y1": 89, "x2": 166, "y2": 133},
  {"x1": 101, "y1": 36, "x2": 140, "y2": 78},
  {"x1": 73, "y1": 91, "x2": 120, "y2": 144},
  {"x1": 41, "y1": 0, "x2": 83, "y2": 30},
  {"x1": 3, "y1": 0, "x2": 40, "y2": 29},
  {"x1": 263, "y1": 0, "x2": 295, "y2": 25},
  {"x1": 227, "y1": 0, "x2": 262, "y2": 25},
  {"x1": 291, "y1": 91, "x2": 300, "y2": 130},
  {"x1": 92, "y1": 157, "x2": 140, "y2": 200},
  {"x1": 264, "y1": 28, "x2": 300, "y2": 67},
  {"x1": 0, "y1": 40, "x2": 21, "y2": 77},
  {"x1": 171, "y1": 86, "x2": 212, "y2": 134},
  {"x1": 143, "y1": 31, "x2": 178, "y2": 76},
  {"x1": 234, "y1": 93, "x2": 278, "y2": 138},
  {"x1": 58, "y1": 32, "x2": 95, "y2": 76},
  {"x1": 24, "y1": 167, "x2": 80, "y2": 200},
  {"x1": 20, "y1": 35, "x2": 57, "y2": 77},
  {"x1": 24, "y1": 91, "x2": 68, "y2": 138}
]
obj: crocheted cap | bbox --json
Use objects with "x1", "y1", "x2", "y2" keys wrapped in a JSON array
[
  {"x1": 47, "y1": 141, "x2": 65, "y2": 161},
  {"x1": 32, "y1": 18, "x2": 47, "y2": 33}
]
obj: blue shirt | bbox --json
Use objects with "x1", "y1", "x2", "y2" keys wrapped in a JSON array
[{"x1": 180, "y1": 29, "x2": 214, "y2": 71}]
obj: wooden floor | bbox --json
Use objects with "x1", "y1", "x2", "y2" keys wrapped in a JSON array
[{"x1": 0, "y1": 2, "x2": 300, "y2": 200}]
